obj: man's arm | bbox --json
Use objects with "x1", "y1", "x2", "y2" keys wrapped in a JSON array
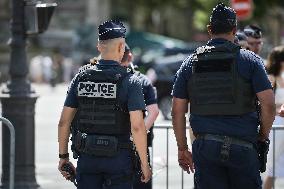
[
  {"x1": 130, "y1": 110, "x2": 151, "y2": 182},
  {"x1": 57, "y1": 106, "x2": 77, "y2": 178},
  {"x1": 58, "y1": 107, "x2": 77, "y2": 154},
  {"x1": 172, "y1": 97, "x2": 194, "y2": 173},
  {"x1": 144, "y1": 104, "x2": 159, "y2": 130},
  {"x1": 256, "y1": 89, "x2": 275, "y2": 140},
  {"x1": 172, "y1": 97, "x2": 189, "y2": 150}
]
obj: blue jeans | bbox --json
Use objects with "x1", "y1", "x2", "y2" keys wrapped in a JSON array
[
  {"x1": 192, "y1": 138, "x2": 262, "y2": 189},
  {"x1": 76, "y1": 149, "x2": 133, "y2": 189}
]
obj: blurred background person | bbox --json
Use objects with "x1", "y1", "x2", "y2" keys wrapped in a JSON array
[
  {"x1": 121, "y1": 44, "x2": 159, "y2": 189},
  {"x1": 235, "y1": 31, "x2": 250, "y2": 50},
  {"x1": 264, "y1": 45, "x2": 284, "y2": 189},
  {"x1": 244, "y1": 25, "x2": 263, "y2": 55}
]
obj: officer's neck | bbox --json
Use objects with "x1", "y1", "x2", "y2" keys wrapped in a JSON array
[
  {"x1": 211, "y1": 34, "x2": 234, "y2": 43},
  {"x1": 100, "y1": 54, "x2": 121, "y2": 63}
]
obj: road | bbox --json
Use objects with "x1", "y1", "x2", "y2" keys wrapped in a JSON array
[{"x1": 1, "y1": 83, "x2": 284, "y2": 188}]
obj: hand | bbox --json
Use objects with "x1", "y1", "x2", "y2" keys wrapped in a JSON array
[
  {"x1": 58, "y1": 159, "x2": 76, "y2": 180},
  {"x1": 178, "y1": 149, "x2": 194, "y2": 174},
  {"x1": 140, "y1": 163, "x2": 152, "y2": 183},
  {"x1": 279, "y1": 104, "x2": 284, "y2": 117}
]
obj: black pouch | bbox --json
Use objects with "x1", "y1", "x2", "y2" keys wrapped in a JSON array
[{"x1": 84, "y1": 135, "x2": 119, "y2": 157}]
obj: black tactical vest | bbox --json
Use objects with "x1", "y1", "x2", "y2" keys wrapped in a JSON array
[
  {"x1": 76, "y1": 66, "x2": 130, "y2": 135},
  {"x1": 187, "y1": 41, "x2": 256, "y2": 116}
]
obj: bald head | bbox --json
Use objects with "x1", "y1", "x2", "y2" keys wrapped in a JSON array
[{"x1": 97, "y1": 38, "x2": 125, "y2": 62}]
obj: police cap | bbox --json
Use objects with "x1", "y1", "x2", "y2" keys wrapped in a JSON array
[
  {"x1": 210, "y1": 3, "x2": 237, "y2": 33},
  {"x1": 98, "y1": 20, "x2": 126, "y2": 40},
  {"x1": 236, "y1": 32, "x2": 247, "y2": 42}
]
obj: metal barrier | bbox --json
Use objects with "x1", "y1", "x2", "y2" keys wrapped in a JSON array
[
  {"x1": 1, "y1": 116, "x2": 15, "y2": 189},
  {"x1": 152, "y1": 124, "x2": 284, "y2": 189}
]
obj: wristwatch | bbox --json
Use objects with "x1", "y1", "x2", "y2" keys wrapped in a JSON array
[{"x1": 59, "y1": 153, "x2": 69, "y2": 159}]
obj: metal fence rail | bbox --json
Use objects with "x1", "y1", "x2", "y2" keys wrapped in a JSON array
[
  {"x1": 1, "y1": 116, "x2": 15, "y2": 189},
  {"x1": 152, "y1": 124, "x2": 284, "y2": 189}
]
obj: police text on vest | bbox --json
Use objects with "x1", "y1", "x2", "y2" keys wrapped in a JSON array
[{"x1": 78, "y1": 82, "x2": 116, "y2": 98}]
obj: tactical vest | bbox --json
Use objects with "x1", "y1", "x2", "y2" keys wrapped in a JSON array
[
  {"x1": 76, "y1": 67, "x2": 130, "y2": 135},
  {"x1": 188, "y1": 41, "x2": 256, "y2": 116}
]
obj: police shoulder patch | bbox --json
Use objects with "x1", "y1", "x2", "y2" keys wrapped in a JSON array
[{"x1": 77, "y1": 81, "x2": 117, "y2": 98}]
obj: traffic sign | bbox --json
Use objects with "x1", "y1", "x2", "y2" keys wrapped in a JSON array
[{"x1": 231, "y1": 0, "x2": 253, "y2": 21}]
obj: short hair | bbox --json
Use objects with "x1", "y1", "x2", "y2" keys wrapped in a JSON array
[
  {"x1": 209, "y1": 3, "x2": 237, "y2": 35},
  {"x1": 266, "y1": 46, "x2": 284, "y2": 76}
]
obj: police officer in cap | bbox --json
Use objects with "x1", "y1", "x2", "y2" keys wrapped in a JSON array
[
  {"x1": 244, "y1": 24, "x2": 263, "y2": 55},
  {"x1": 172, "y1": 3, "x2": 275, "y2": 189},
  {"x1": 121, "y1": 44, "x2": 159, "y2": 189},
  {"x1": 58, "y1": 20, "x2": 151, "y2": 189}
]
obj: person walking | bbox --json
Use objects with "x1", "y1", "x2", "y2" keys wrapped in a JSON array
[
  {"x1": 121, "y1": 44, "x2": 159, "y2": 189},
  {"x1": 172, "y1": 3, "x2": 275, "y2": 189},
  {"x1": 57, "y1": 20, "x2": 151, "y2": 189},
  {"x1": 264, "y1": 45, "x2": 284, "y2": 189}
]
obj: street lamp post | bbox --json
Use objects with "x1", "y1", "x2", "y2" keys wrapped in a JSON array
[{"x1": 0, "y1": 0, "x2": 38, "y2": 188}]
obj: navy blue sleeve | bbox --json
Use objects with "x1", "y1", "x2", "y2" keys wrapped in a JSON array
[
  {"x1": 251, "y1": 58, "x2": 272, "y2": 93},
  {"x1": 127, "y1": 75, "x2": 146, "y2": 111},
  {"x1": 172, "y1": 56, "x2": 192, "y2": 99},
  {"x1": 64, "y1": 74, "x2": 79, "y2": 108},
  {"x1": 240, "y1": 50, "x2": 272, "y2": 93},
  {"x1": 140, "y1": 75, "x2": 157, "y2": 105}
]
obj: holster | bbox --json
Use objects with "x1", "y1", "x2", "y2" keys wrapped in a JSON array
[
  {"x1": 75, "y1": 132, "x2": 131, "y2": 157},
  {"x1": 257, "y1": 139, "x2": 270, "y2": 173}
]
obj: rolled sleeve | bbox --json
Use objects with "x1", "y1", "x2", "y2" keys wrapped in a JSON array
[
  {"x1": 128, "y1": 76, "x2": 146, "y2": 111},
  {"x1": 172, "y1": 56, "x2": 192, "y2": 99}
]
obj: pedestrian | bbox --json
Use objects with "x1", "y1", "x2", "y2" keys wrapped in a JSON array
[
  {"x1": 244, "y1": 24, "x2": 263, "y2": 55},
  {"x1": 264, "y1": 45, "x2": 284, "y2": 189},
  {"x1": 121, "y1": 44, "x2": 159, "y2": 189},
  {"x1": 235, "y1": 31, "x2": 250, "y2": 50},
  {"x1": 172, "y1": 3, "x2": 275, "y2": 189},
  {"x1": 57, "y1": 20, "x2": 151, "y2": 189}
]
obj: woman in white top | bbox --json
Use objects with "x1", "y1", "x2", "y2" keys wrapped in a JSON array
[{"x1": 264, "y1": 45, "x2": 284, "y2": 189}]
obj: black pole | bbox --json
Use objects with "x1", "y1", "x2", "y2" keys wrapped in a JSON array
[{"x1": 0, "y1": 0, "x2": 39, "y2": 188}]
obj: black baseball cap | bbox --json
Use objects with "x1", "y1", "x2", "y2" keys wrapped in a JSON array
[
  {"x1": 98, "y1": 20, "x2": 126, "y2": 40},
  {"x1": 210, "y1": 3, "x2": 237, "y2": 34}
]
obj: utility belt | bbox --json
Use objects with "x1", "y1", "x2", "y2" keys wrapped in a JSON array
[
  {"x1": 196, "y1": 134, "x2": 254, "y2": 162},
  {"x1": 74, "y1": 132, "x2": 132, "y2": 157}
]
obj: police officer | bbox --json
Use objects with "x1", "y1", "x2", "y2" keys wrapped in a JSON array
[
  {"x1": 172, "y1": 3, "x2": 275, "y2": 189},
  {"x1": 244, "y1": 25, "x2": 263, "y2": 55},
  {"x1": 121, "y1": 45, "x2": 159, "y2": 189},
  {"x1": 235, "y1": 31, "x2": 249, "y2": 50},
  {"x1": 58, "y1": 20, "x2": 151, "y2": 189}
]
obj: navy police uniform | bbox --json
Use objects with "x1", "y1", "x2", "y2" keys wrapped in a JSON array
[
  {"x1": 172, "y1": 4, "x2": 272, "y2": 189},
  {"x1": 133, "y1": 72, "x2": 157, "y2": 189},
  {"x1": 64, "y1": 20, "x2": 145, "y2": 189}
]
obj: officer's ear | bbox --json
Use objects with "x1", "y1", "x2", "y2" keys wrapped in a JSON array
[
  {"x1": 118, "y1": 41, "x2": 125, "y2": 55},
  {"x1": 97, "y1": 42, "x2": 103, "y2": 53},
  {"x1": 232, "y1": 27, "x2": 237, "y2": 36},
  {"x1": 207, "y1": 25, "x2": 213, "y2": 36}
]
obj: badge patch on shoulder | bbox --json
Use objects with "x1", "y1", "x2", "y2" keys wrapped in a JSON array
[{"x1": 78, "y1": 81, "x2": 116, "y2": 98}]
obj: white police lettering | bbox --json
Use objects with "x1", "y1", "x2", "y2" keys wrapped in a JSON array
[{"x1": 77, "y1": 82, "x2": 116, "y2": 98}]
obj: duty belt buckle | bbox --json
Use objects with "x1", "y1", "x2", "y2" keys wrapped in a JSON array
[{"x1": 220, "y1": 136, "x2": 231, "y2": 162}]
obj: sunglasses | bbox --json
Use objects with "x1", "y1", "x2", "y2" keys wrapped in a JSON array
[{"x1": 244, "y1": 28, "x2": 262, "y2": 39}]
